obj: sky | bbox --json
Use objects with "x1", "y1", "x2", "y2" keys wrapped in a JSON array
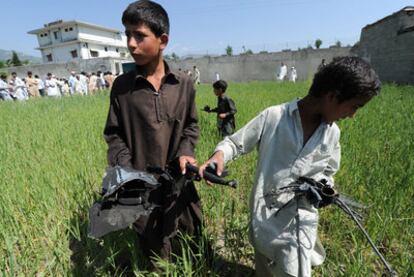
[{"x1": 1, "y1": 0, "x2": 411, "y2": 58}]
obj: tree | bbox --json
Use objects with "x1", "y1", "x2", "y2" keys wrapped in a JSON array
[
  {"x1": 0, "y1": 61, "x2": 4, "y2": 69},
  {"x1": 11, "y1": 51, "x2": 22, "y2": 66},
  {"x1": 315, "y1": 39, "x2": 322, "y2": 49},
  {"x1": 245, "y1": 49, "x2": 253, "y2": 55},
  {"x1": 171, "y1": 52, "x2": 179, "y2": 61},
  {"x1": 225, "y1": 45, "x2": 233, "y2": 56},
  {"x1": 335, "y1": 40, "x2": 342, "y2": 47}
]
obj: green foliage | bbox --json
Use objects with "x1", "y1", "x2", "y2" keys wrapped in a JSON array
[
  {"x1": 315, "y1": 38, "x2": 323, "y2": 49},
  {"x1": 171, "y1": 53, "x2": 179, "y2": 61},
  {"x1": 225, "y1": 45, "x2": 233, "y2": 56},
  {"x1": 0, "y1": 83, "x2": 413, "y2": 276},
  {"x1": 11, "y1": 51, "x2": 22, "y2": 67},
  {"x1": 335, "y1": 40, "x2": 342, "y2": 47},
  {"x1": 0, "y1": 60, "x2": 5, "y2": 69}
]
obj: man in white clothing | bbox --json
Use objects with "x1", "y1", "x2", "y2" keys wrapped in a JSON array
[
  {"x1": 0, "y1": 74, "x2": 13, "y2": 101},
  {"x1": 277, "y1": 62, "x2": 288, "y2": 81},
  {"x1": 199, "y1": 57, "x2": 381, "y2": 277},
  {"x1": 45, "y1": 73, "x2": 60, "y2": 97},
  {"x1": 290, "y1": 66, "x2": 297, "y2": 83},
  {"x1": 68, "y1": 71, "x2": 77, "y2": 95},
  {"x1": 9, "y1": 72, "x2": 28, "y2": 100}
]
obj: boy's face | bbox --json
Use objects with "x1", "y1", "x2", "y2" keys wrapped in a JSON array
[
  {"x1": 322, "y1": 93, "x2": 373, "y2": 124},
  {"x1": 214, "y1": 88, "x2": 223, "y2": 96},
  {"x1": 124, "y1": 23, "x2": 168, "y2": 66}
]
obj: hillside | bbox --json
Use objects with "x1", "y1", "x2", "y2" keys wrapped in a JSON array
[{"x1": 0, "y1": 49, "x2": 42, "y2": 64}]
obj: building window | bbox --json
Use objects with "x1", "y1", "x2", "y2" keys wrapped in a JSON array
[
  {"x1": 120, "y1": 52, "x2": 126, "y2": 58},
  {"x1": 104, "y1": 47, "x2": 108, "y2": 52},
  {"x1": 90, "y1": 50, "x2": 99, "y2": 57},
  {"x1": 70, "y1": 50, "x2": 78, "y2": 58},
  {"x1": 40, "y1": 34, "x2": 43, "y2": 37},
  {"x1": 116, "y1": 48, "x2": 119, "y2": 52},
  {"x1": 64, "y1": 28, "x2": 68, "y2": 32},
  {"x1": 53, "y1": 31, "x2": 61, "y2": 40},
  {"x1": 69, "y1": 27, "x2": 73, "y2": 31},
  {"x1": 46, "y1": 54, "x2": 53, "y2": 62}
]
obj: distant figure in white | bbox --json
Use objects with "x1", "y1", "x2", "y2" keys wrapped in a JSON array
[
  {"x1": 277, "y1": 62, "x2": 288, "y2": 81},
  {"x1": 289, "y1": 66, "x2": 297, "y2": 83},
  {"x1": 215, "y1": 72, "x2": 220, "y2": 81},
  {"x1": 9, "y1": 72, "x2": 28, "y2": 100},
  {"x1": 0, "y1": 73, "x2": 13, "y2": 101},
  {"x1": 79, "y1": 72, "x2": 89, "y2": 95},
  {"x1": 45, "y1": 73, "x2": 60, "y2": 97},
  {"x1": 193, "y1": 65, "x2": 201, "y2": 84},
  {"x1": 68, "y1": 71, "x2": 77, "y2": 95}
]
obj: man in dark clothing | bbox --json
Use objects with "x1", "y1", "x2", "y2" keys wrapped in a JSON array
[
  {"x1": 103, "y1": 0, "x2": 202, "y2": 268},
  {"x1": 204, "y1": 80, "x2": 237, "y2": 137}
]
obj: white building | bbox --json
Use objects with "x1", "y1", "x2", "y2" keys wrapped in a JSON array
[{"x1": 28, "y1": 20, "x2": 129, "y2": 64}]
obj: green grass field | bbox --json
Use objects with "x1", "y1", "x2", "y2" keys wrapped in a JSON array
[{"x1": 0, "y1": 82, "x2": 413, "y2": 276}]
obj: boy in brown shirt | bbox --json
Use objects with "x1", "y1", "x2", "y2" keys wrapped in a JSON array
[{"x1": 103, "y1": 0, "x2": 201, "y2": 269}]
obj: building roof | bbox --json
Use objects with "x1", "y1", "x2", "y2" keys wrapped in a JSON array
[
  {"x1": 362, "y1": 6, "x2": 414, "y2": 30},
  {"x1": 28, "y1": 20, "x2": 122, "y2": 35}
]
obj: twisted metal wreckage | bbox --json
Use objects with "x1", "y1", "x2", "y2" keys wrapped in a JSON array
[{"x1": 87, "y1": 165, "x2": 396, "y2": 276}]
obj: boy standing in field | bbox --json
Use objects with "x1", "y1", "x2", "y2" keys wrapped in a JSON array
[
  {"x1": 103, "y1": 0, "x2": 201, "y2": 269},
  {"x1": 203, "y1": 80, "x2": 237, "y2": 137},
  {"x1": 199, "y1": 56, "x2": 380, "y2": 276}
]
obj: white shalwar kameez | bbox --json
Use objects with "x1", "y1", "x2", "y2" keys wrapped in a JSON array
[{"x1": 215, "y1": 99, "x2": 340, "y2": 277}]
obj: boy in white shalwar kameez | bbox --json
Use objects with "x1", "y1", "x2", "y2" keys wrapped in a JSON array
[{"x1": 199, "y1": 56, "x2": 381, "y2": 277}]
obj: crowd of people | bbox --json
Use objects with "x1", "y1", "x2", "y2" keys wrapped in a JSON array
[
  {"x1": 0, "y1": 70, "x2": 117, "y2": 101},
  {"x1": 178, "y1": 65, "x2": 201, "y2": 84}
]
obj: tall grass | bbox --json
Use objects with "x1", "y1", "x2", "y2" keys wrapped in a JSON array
[{"x1": 0, "y1": 82, "x2": 412, "y2": 276}]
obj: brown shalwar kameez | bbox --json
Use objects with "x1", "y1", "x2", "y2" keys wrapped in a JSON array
[{"x1": 103, "y1": 62, "x2": 202, "y2": 263}]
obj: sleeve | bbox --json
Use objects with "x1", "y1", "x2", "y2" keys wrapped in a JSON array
[
  {"x1": 210, "y1": 106, "x2": 219, "y2": 113},
  {"x1": 103, "y1": 80, "x2": 133, "y2": 167},
  {"x1": 215, "y1": 108, "x2": 269, "y2": 163},
  {"x1": 314, "y1": 133, "x2": 341, "y2": 186},
  {"x1": 176, "y1": 83, "x2": 199, "y2": 158},
  {"x1": 225, "y1": 97, "x2": 237, "y2": 117}
]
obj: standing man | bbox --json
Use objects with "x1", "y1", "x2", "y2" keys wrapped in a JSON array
[
  {"x1": 68, "y1": 71, "x2": 76, "y2": 95},
  {"x1": 289, "y1": 66, "x2": 297, "y2": 83},
  {"x1": 35, "y1": 75, "x2": 45, "y2": 97},
  {"x1": 277, "y1": 62, "x2": 288, "y2": 81},
  {"x1": 79, "y1": 72, "x2": 89, "y2": 95},
  {"x1": 0, "y1": 74, "x2": 13, "y2": 101},
  {"x1": 193, "y1": 65, "x2": 201, "y2": 84},
  {"x1": 26, "y1": 71, "x2": 40, "y2": 97},
  {"x1": 44, "y1": 73, "x2": 60, "y2": 97},
  {"x1": 9, "y1": 72, "x2": 28, "y2": 100},
  {"x1": 103, "y1": 0, "x2": 202, "y2": 269}
]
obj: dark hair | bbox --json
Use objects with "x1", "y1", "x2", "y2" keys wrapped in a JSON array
[
  {"x1": 11, "y1": 72, "x2": 16, "y2": 75},
  {"x1": 34, "y1": 75, "x2": 39, "y2": 78},
  {"x1": 0, "y1": 73, "x2": 7, "y2": 79},
  {"x1": 47, "y1": 73, "x2": 52, "y2": 76},
  {"x1": 213, "y1": 80, "x2": 228, "y2": 92},
  {"x1": 122, "y1": 0, "x2": 169, "y2": 37},
  {"x1": 309, "y1": 56, "x2": 381, "y2": 102},
  {"x1": 27, "y1": 71, "x2": 32, "y2": 75}
]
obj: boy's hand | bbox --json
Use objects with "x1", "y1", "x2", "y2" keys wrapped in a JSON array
[
  {"x1": 198, "y1": 151, "x2": 225, "y2": 185},
  {"x1": 179, "y1": 155, "x2": 197, "y2": 175},
  {"x1": 218, "y1": 113, "x2": 226, "y2": 119}
]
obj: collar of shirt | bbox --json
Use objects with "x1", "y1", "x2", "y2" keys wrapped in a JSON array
[
  {"x1": 287, "y1": 98, "x2": 300, "y2": 116},
  {"x1": 288, "y1": 97, "x2": 332, "y2": 127},
  {"x1": 133, "y1": 61, "x2": 180, "y2": 86}
]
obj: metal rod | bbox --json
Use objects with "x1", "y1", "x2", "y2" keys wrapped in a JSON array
[{"x1": 334, "y1": 198, "x2": 397, "y2": 276}]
